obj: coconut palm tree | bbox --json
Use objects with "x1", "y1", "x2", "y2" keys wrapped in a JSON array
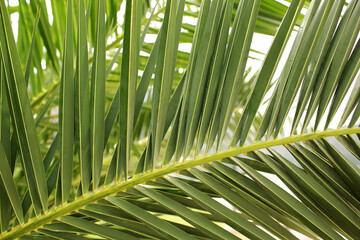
[{"x1": 1, "y1": 0, "x2": 360, "y2": 239}]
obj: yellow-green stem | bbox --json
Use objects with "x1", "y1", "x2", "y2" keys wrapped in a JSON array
[{"x1": 2, "y1": 127, "x2": 360, "y2": 239}]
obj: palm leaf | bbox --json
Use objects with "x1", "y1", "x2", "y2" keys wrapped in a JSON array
[{"x1": 1, "y1": 0, "x2": 360, "y2": 239}]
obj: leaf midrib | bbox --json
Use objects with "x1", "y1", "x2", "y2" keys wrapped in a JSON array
[{"x1": 2, "y1": 127, "x2": 360, "y2": 239}]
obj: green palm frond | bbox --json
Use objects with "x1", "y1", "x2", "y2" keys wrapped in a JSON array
[{"x1": 1, "y1": 0, "x2": 360, "y2": 239}]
